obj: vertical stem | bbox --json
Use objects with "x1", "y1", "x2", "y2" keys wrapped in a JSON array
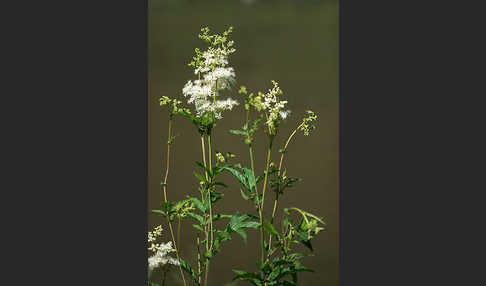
[
  {"x1": 162, "y1": 119, "x2": 172, "y2": 202},
  {"x1": 246, "y1": 108, "x2": 266, "y2": 267},
  {"x1": 197, "y1": 235, "x2": 202, "y2": 285},
  {"x1": 201, "y1": 136, "x2": 209, "y2": 181},
  {"x1": 167, "y1": 222, "x2": 186, "y2": 286},
  {"x1": 260, "y1": 139, "x2": 273, "y2": 264},
  {"x1": 204, "y1": 134, "x2": 214, "y2": 286},
  {"x1": 207, "y1": 134, "x2": 214, "y2": 247},
  {"x1": 267, "y1": 128, "x2": 298, "y2": 254},
  {"x1": 177, "y1": 216, "x2": 182, "y2": 250},
  {"x1": 204, "y1": 263, "x2": 210, "y2": 286},
  {"x1": 199, "y1": 135, "x2": 210, "y2": 286},
  {"x1": 162, "y1": 117, "x2": 187, "y2": 286}
]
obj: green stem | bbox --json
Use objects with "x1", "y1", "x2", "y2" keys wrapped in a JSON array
[
  {"x1": 197, "y1": 235, "x2": 202, "y2": 285},
  {"x1": 204, "y1": 134, "x2": 214, "y2": 286},
  {"x1": 162, "y1": 117, "x2": 187, "y2": 286},
  {"x1": 267, "y1": 128, "x2": 298, "y2": 253},
  {"x1": 260, "y1": 139, "x2": 273, "y2": 264},
  {"x1": 177, "y1": 216, "x2": 182, "y2": 250},
  {"x1": 199, "y1": 136, "x2": 210, "y2": 286},
  {"x1": 207, "y1": 134, "x2": 214, "y2": 248},
  {"x1": 201, "y1": 136, "x2": 209, "y2": 181}
]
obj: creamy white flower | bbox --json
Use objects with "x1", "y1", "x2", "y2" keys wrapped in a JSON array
[
  {"x1": 147, "y1": 241, "x2": 179, "y2": 271},
  {"x1": 184, "y1": 29, "x2": 238, "y2": 120},
  {"x1": 203, "y1": 67, "x2": 235, "y2": 91},
  {"x1": 182, "y1": 80, "x2": 213, "y2": 104},
  {"x1": 203, "y1": 50, "x2": 229, "y2": 67},
  {"x1": 148, "y1": 248, "x2": 180, "y2": 271},
  {"x1": 279, "y1": 110, "x2": 291, "y2": 120}
]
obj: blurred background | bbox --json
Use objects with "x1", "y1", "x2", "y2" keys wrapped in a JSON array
[{"x1": 148, "y1": 0, "x2": 338, "y2": 285}]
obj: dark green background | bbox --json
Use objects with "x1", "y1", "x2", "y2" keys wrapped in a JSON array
[{"x1": 148, "y1": 0, "x2": 338, "y2": 285}]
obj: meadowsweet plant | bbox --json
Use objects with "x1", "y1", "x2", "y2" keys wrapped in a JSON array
[{"x1": 150, "y1": 26, "x2": 325, "y2": 286}]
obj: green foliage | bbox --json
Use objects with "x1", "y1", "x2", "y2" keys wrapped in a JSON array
[
  {"x1": 222, "y1": 164, "x2": 262, "y2": 206},
  {"x1": 152, "y1": 25, "x2": 325, "y2": 286},
  {"x1": 180, "y1": 258, "x2": 199, "y2": 286}
]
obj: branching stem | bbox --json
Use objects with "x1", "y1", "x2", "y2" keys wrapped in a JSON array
[{"x1": 161, "y1": 117, "x2": 187, "y2": 286}]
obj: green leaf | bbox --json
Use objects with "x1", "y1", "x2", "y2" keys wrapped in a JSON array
[
  {"x1": 235, "y1": 228, "x2": 247, "y2": 243},
  {"x1": 193, "y1": 172, "x2": 207, "y2": 183},
  {"x1": 192, "y1": 224, "x2": 204, "y2": 232},
  {"x1": 213, "y1": 182, "x2": 228, "y2": 188},
  {"x1": 242, "y1": 167, "x2": 256, "y2": 191},
  {"x1": 188, "y1": 197, "x2": 206, "y2": 213},
  {"x1": 240, "y1": 221, "x2": 260, "y2": 229},
  {"x1": 151, "y1": 209, "x2": 165, "y2": 215},
  {"x1": 179, "y1": 258, "x2": 199, "y2": 285},
  {"x1": 229, "y1": 213, "x2": 249, "y2": 230},
  {"x1": 232, "y1": 270, "x2": 262, "y2": 286},
  {"x1": 186, "y1": 212, "x2": 204, "y2": 224},
  {"x1": 195, "y1": 161, "x2": 212, "y2": 177},
  {"x1": 222, "y1": 166, "x2": 248, "y2": 189},
  {"x1": 240, "y1": 189, "x2": 250, "y2": 200},
  {"x1": 263, "y1": 220, "x2": 279, "y2": 237},
  {"x1": 230, "y1": 129, "x2": 247, "y2": 136},
  {"x1": 212, "y1": 213, "x2": 232, "y2": 222}
]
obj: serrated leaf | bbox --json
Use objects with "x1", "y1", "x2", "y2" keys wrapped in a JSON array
[
  {"x1": 240, "y1": 221, "x2": 260, "y2": 229},
  {"x1": 212, "y1": 213, "x2": 232, "y2": 222},
  {"x1": 179, "y1": 258, "x2": 199, "y2": 285},
  {"x1": 195, "y1": 161, "x2": 211, "y2": 177},
  {"x1": 188, "y1": 197, "x2": 206, "y2": 213},
  {"x1": 242, "y1": 167, "x2": 256, "y2": 192},
  {"x1": 213, "y1": 182, "x2": 228, "y2": 188},
  {"x1": 192, "y1": 224, "x2": 204, "y2": 232},
  {"x1": 263, "y1": 220, "x2": 279, "y2": 237},
  {"x1": 193, "y1": 172, "x2": 207, "y2": 183},
  {"x1": 230, "y1": 129, "x2": 247, "y2": 136},
  {"x1": 240, "y1": 189, "x2": 250, "y2": 200},
  {"x1": 222, "y1": 166, "x2": 249, "y2": 189},
  {"x1": 186, "y1": 212, "x2": 204, "y2": 224},
  {"x1": 235, "y1": 228, "x2": 247, "y2": 243}
]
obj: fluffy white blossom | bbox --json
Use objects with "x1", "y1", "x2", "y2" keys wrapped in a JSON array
[
  {"x1": 203, "y1": 67, "x2": 235, "y2": 88},
  {"x1": 183, "y1": 80, "x2": 213, "y2": 104},
  {"x1": 148, "y1": 241, "x2": 180, "y2": 271},
  {"x1": 279, "y1": 110, "x2": 291, "y2": 120},
  {"x1": 183, "y1": 27, "x2": 238, "y2": 120},
  {"x1": 256, "y1": 80, "x2": 290, "y2": 134}
]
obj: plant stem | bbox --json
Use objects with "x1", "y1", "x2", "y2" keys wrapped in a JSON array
[
  {"x1": 162, "y1": 117, "x2": 187, "y2": 286},
  {"x1": 201, "y1": 136, "x2": 209, "y2": 181},
  {"x1": 249, "y1": 144, "x2": 265, "y2": 263},
  {"x1": 197, "y1": 235, "x2": 202, "y2": 285},
  {"x1": 199, "y1": 135, "x2": 210, "y2": 286},
  {"x1": 260, "y1": 139, "x2": 273, "y2": 264},
  {"x1": 267, "y1": 128, "x2": 298, "y2": 254},
  {"x1": 207, "y1": 134, "x2": 214, "y2": 247},
  {"x1": 177, "y1": 216, "x2": 182, "y2": 249},
  {"x1": 204, "y1": 263, "x2": 210, "y2": 286},
  {"x1": 167, "y1": 222, "x2": 186, "y2": 286},
  {"x1": 204, "y1": 134, "x2": 214, "y2": 286},
  {"x1": 245, "y1": 108, "x2": 266, "y2": 273}
]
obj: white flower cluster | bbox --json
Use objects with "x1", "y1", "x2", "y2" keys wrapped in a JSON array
[
  {"x1": 183, "y1": 28, "x2": 238, "y2": 120},
  {"x1": 260, "y1": 81, "x2": 291, "y2": 134},
  {"x1": 148, "y1": 241, "x2": 180, "y2": 271},
  {"x1": 147, "y1": 226, "x2": 179, "y2": 271}
]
